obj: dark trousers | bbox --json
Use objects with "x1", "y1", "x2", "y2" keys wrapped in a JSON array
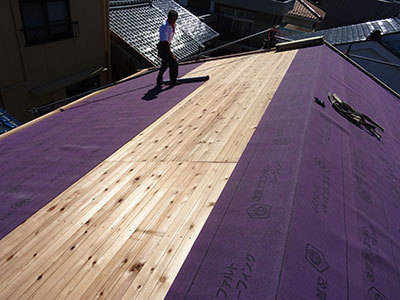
[{"x1": 157, "y1": 43, "x2": 178, "y2": 85}]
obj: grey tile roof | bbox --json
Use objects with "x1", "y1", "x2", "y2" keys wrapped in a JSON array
[
  {"x1": 109, "y1": 0, "x2": 219, "y2": 66},
  {"x1": 152, "y1": 0, "x2": 219, "y2": 44},
  {"x1": 287, "y1": 17, "x2": 400, "y2": 45}
]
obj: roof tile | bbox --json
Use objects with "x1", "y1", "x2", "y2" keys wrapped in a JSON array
[
  {"x1": 109, "y1": 0, "x2": 218, "y2": 66},
  {"x1": 286, "y1": 0, "x2": 326, "y2": 21},
  {"x1": 152, "y1": 0, "x2": 218, "y2": 44},
  {"x1": 288, "y1": 17, "x2": 400, "y2": 45}
]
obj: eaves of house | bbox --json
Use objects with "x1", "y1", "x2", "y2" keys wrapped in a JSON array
[{"x1": 0, "y1": 39, "x2": 399, "y2": 299}]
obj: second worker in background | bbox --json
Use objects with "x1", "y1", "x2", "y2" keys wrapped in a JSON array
[{"x1": 156, "y1": 10, "x2": 179, "y2": 87}]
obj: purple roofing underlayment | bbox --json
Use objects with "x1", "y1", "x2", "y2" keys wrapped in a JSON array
[
  {"x1": 0, "y1": 64, "x2": 203, "y2": 239},
  {"x1": 166, "y1": 45, "x2": 400, "y2": 299}
]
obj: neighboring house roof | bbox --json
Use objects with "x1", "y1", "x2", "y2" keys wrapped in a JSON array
[
  {"x1": 109, "y1": 0, "x2": 219, "y2": 66},
  {"x1": 109, "y1": 0, "x2": 147, "y2": 5},
  {"x1": 0, "y1": 107, "x2": 21, "y2": 134},
  {"x1": 1, "y1": 42, "x2": 400, "y2": 299},
  {"x1": 150, "y1": 0, "x2": 218, "y2": 45},
  {"x1": 288, "y1": 17, "x2": 400, "y2": 44},
  {"x1": 383, "y1": 31, "x2": 400, "y2": 54},
  {"x1": 286, "y1": 0, "x2": 326, "y2": 21}
]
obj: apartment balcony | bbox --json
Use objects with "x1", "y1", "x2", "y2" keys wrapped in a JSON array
[
  {"x1": 215, "y1": 0, "x2": 295, "y2": 16},
  {"x1": 21, "y1": 21, "x2": 80, "y2": 46}
]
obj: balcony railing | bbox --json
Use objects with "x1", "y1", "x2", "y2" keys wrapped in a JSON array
[{"x1": 21, "y1": 21, "x2": 79, "y2": 46}]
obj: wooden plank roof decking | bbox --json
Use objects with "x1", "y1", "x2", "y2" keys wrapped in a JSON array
[
  {"x1": 0, "y1": 50, "x2": 297, "y2": 299},
  {"x1": 0, "y1": 62, "x2": 204, "y2": 240}
]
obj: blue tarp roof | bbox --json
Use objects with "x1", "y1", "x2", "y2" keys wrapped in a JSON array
[{"x1": 0, "y1": 107, "x2": 21, "y2": 134}]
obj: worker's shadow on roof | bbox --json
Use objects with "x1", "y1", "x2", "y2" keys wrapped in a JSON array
[
  {"x1": 142, "y1": 85, "x2": 169, "y2": 101},
  {"x1": 142, "y1": 86, "x2": 163, "y2": 101}
]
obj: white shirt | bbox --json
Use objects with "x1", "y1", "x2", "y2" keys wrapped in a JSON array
[{"x1": 159, "y1": 20, "x2": 175, "y2": 44}]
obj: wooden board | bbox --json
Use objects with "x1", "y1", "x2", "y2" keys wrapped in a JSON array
[{"x1": 0, "y1": 49, "x2": 297, "y2": 299}]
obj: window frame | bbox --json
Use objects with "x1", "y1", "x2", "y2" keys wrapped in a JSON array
[
  {"x1": 217, "y1": 5, "x2": 255, "y2": 39},
  {"x1": 19, "y1": 0, "x2": 76, "y2": 46}
]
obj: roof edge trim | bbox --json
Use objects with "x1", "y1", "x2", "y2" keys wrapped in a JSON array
[
  {"x1": 298, "y1": 0, "x2": 323, "y2": 19},
  {"x1": 276, "y1": 36, "x2": 324, "y2": 51},
  {"x1": 276, "y1": 36, "x2": 400, "y2": 99},
  {"x1": 324, "y1": 41, "x2": 400, "y2": 100}
]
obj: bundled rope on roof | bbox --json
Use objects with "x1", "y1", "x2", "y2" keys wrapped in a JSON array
[{"x1": 328, "y1": 92, "x2": 384, "y2": 139}]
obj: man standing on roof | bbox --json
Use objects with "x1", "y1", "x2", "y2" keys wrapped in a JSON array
[{"x1": 156, "y1": 10, "x2": 179, "y2": 87}]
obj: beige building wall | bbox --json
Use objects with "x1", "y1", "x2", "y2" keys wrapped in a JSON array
[{"x1": 0, "y1": 0, "x2": 110, "y2": 123}]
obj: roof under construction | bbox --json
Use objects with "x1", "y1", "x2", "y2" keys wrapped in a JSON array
[{"x1": 0, "y1": 41, "x2": 399, "y2": 299}]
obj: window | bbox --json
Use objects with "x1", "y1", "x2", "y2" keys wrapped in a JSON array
[
  {"x1": 217, "y1": 5, "x2": 255, "y2": 39},
  {"x1": 19, "y1": 0, "x2": 78, "y2": 45}
]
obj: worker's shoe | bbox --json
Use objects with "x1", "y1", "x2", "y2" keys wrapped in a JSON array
[{"x1": 169, "y1": 79, "x2": 180, "y2": 87}]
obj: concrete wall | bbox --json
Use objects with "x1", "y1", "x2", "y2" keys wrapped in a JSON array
[{"x1": 0, "y1": 0, "x2": 110, "y2": 123}]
